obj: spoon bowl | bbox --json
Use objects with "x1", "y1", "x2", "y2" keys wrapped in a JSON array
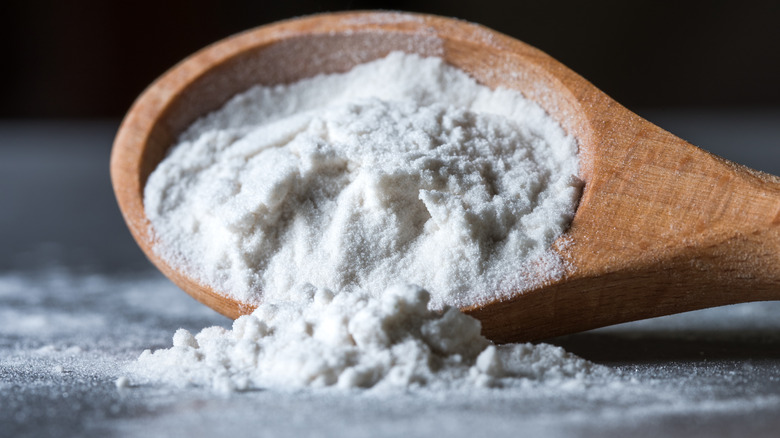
[{"x1": 111, "y1": 11, "x2": 780, "y2": 342}]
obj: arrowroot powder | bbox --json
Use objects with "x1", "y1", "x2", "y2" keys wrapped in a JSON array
[
  {"x1": 134, "y1": 51, "x2": 591, "y2": 391},
  {"x1": 144, "y1": 52, "x2": 581, "y2": 309},
  {"x1": 129, "y1": 283, "x2": 602, "y2": 392}
]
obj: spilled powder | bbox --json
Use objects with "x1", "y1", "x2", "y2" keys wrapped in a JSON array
[
  {"x1": 134, "y1": 52, "x2": 590, "y2": 391},
  {"x1": 129, "y1": 284, "x2": 603, "y2": 392}
]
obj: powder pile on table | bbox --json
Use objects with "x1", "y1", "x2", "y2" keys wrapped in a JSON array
[
  {"x1": 132, "y1": 52, "x2": 594, "y2": 391},
  {"x1": 129, "y1": 283, "x2": 602, "y2": 391}
]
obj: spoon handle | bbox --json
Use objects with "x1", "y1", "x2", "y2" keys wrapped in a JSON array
[
  {"x1": 600, "y1": 126, "x2": 780, "y2": 291},
  {"x1": 473, "y1": 117, "x2": 780, "y2": 342}
]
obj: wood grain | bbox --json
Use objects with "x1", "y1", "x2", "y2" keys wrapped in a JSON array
[{"x1": 110, "y1": 11, "x2": 780, "y2": 342}]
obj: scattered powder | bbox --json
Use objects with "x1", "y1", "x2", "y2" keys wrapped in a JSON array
[
  {"x1": 137, "y1": 52, "x2": 587, "y2": 391},
  {"x1": 114, "y1": 376, "x2": 130, "y2": 389},
  {"x1": 128, "y1": 284, "x2": 602, "y2": 392},
  {"x1": 5, "y1": 269, "x2": 780, "y2": 434}
]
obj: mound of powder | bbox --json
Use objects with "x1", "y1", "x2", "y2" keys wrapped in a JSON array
[
  {"x1": 144, "y1": 51, "x2": 581, "y2": 309},
  {"x1": 129, "y1": 283, "x2": 603, "y2": 392},
  {"x1": 135, "y1": 51, "x2": 590, "y2": 391}
]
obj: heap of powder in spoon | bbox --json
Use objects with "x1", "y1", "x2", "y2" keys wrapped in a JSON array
[{"x1": 133, "y1": 52, "x2": 591, "y2": 391}]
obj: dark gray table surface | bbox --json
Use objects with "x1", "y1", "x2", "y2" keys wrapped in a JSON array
[{"x1": 1, "y1": 111, "x2": 780, "y2": 438}]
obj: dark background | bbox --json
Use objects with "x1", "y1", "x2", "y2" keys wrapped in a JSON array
[{"x1": 3, "y1": 0, "x2": 780, "y2": 119}]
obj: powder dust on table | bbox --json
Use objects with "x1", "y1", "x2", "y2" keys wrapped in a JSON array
[
  {"x1": 129, "y1": 284, "x2": 603, "y2": 392},
  {"x1": 134, "y1": 51, "x2": 588, "y2": 391}
]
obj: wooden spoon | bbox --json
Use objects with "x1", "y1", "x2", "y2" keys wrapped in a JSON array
[{"x1": 110, "y1": 11, "x2": 780, "y2": 343}]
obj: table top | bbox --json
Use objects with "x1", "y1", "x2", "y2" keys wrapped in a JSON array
[{"x1": 2, "y1": 111, "x2": 780, "y2": 438}]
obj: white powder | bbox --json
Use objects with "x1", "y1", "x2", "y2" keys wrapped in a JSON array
[
  {"x1": 129, "y1": 283, "x2": 602, "y2": 392},
  {"x1": 137, "y1": 52, "x2": 588, "y2": 391},
  {"x1": 144, "y1": 51, "x2": 581, "y2": 309}
]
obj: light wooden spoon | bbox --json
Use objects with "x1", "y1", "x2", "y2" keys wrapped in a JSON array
[{"x1": 111, "y1": 11, "x2": 780, "y2": 343}]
